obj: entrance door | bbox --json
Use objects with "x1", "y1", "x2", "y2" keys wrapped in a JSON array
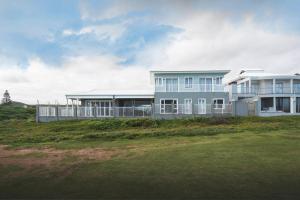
[
  {"x1": 184, "y1": 99, "x2": 192, "y2": 114},
  {"x1": 198, "y1": 98, "x2": 206, "y2": 114}
]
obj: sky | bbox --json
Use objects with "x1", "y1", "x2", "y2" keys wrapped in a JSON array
[{"x1": 0, "y1": 0, "x2": 300, "y2": 104}]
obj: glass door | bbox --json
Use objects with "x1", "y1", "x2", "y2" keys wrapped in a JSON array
[
  {"x1": 184, "y1": 99, "x2": 192, "y2": 114},
  {"x1": 198, "y1": 98, "x2": 206, "y2": 114}
]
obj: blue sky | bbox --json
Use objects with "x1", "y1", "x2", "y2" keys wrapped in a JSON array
[
  {"x1": 1, "y1": 0, "x2": 299, "y2": 67},
  {"x1": 0, "y1": 0, "x2": 300, "y2": 103}
]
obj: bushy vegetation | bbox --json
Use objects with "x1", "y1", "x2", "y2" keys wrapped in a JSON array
[
  {"x1": 0, "y1": 115, "x2": 299, "y2": 148},
  {"x1": 0, "y1": 102, "x2": 35, "y2": 121}
]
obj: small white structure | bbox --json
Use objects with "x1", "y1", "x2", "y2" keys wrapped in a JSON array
[{"x1": 1, "y1": 90, "x2": 11, "y2": 104}]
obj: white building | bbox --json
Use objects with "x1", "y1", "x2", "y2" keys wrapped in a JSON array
[{"x1": 228, "y1": 70, "x2": 300, "y2": 116}]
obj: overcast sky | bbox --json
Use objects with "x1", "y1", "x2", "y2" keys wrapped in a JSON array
[{"x1": 1, "y1": 0, "x2": 300, "y2": 104}]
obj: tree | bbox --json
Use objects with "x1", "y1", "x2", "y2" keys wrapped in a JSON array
[{"x1": 1, "y1": 90, "x2": 12, "y2": 104}]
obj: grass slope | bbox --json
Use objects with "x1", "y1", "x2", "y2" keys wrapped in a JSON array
[
  {"x1": 0, "y1": 116, "x2": 300, "y2": 199},
  {"x1": 0, "y1": 102, "x2": 35, "y2": 121}
]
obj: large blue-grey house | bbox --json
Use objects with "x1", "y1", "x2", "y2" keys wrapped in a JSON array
[
  {"x1": 37, "y1": 69, "x2": 231, "y2": 122},
  {"x1": 36, "y1": 69, "x2": 300, "y2": 122}
]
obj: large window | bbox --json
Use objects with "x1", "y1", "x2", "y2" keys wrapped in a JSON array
[
  {"x1": 185, "y1": 77, "x2": 193, "y2": 88},
  {"x1": 261, "y1": 97, "x2": 273, "y2": 111},
  {"x1": 199, "y1": 77, "x2": 213, "y2": 92},
  {"x1": 276, "y1": 97, "x2": 290, "y2": 113},
  {"x1": 212, "y1": 98, "x2": 224, "y2": 109},
  {"x1": 166, "y1": 78, "x2": 178, "y2": 92},
  {"x1": 160, "y1": 99, "x2": 178, "y2": 114},
  {"x1": 297, "y1": 97, "x2": 300, "y2": 113}
]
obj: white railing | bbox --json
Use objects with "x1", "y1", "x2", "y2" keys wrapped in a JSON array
[
  {"x1": 154, "y1": 104, "x2": 232, "y2": 115},
  {"x1": 155, "y1": 84, "x2": 225, "y2": 92},
  {"x1": 38, "y1": 106, "x2": 152, "y2": 118},
  {"x1": 236, "y1": 86, "x2": 300, "y2": 95}
]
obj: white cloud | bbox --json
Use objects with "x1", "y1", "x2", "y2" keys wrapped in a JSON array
[
  {"x1": 62, "y1": 23, "x2": 128, "y2": 41},
  {"x1": 135, "y1": 12, "x2": 300, "y2": 81},
  {"x1": 0, "y1": 55, "x2": 151, "y2": 104}
]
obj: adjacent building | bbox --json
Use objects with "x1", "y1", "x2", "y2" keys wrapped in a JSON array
[{"x1": 228, "y1": 70, "x2": 300, "y2": 116}]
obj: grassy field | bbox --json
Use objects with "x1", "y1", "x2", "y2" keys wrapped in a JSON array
[{"x1": 0, "y1": 116, "x2": 300, "y2": 199}]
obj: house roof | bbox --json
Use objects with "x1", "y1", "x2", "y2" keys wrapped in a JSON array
[
  {"x1": 66, "y1": 89, "x2": 154, "y2": 100},
  {"x1": 227, "y1": 70, "x2": 300, "y2": 84}
]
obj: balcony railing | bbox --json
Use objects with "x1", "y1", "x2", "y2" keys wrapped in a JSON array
[
  {"x1": 236, "y1": 86, "x2": 300, "y2": 95},
  {"x1": 154, "y1": 104, "x2": 232, "y2": 115},
  {"x1": 155, "y1": 84, "x2": 225, "y2": 92}
]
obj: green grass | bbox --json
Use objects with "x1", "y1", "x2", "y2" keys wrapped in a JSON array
[
  {"x1": 0, "y1": 116, "x2": 300, "y2": 199},
  {"x1": 0, "y1": 102, "x2": 35, "y2": 121}
]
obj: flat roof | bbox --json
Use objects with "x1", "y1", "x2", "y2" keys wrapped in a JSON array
[
  {"x1": 66, "y1": 89, "x2": 154, "y2": 100},
  {"x1": 150, "y1": 70, "x2": 231, "y2": 74}
]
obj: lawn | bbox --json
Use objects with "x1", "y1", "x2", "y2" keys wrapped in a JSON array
[{"x1": 0, "y1": 116, "x2": 300, "y2": 199}]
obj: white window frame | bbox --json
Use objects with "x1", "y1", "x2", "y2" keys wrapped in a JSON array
[
  {"x1": 155, "y1": 77, "x2": 163, "y2": 86},
  {"x1": 160, "y1": 98, "x2": 178, "y2": 114},
  {"x1": 184, "y1": 77, "x2": 193, "y2": 89},
  {"x1": 199, "y1": 77, "x2": 213, "y2": 92},
  {"x1": 184, "y1": 98, "x2": 193, "y2": 114},
  {"x1": 165, "y1": 77, "x2": 179, "y2": 92},
  {"x1": 215, "y1": 77, "x2": 223, "y2": 85},
  {"x1": 197, "y1": 98, "x2": 206, "y2": 114},
  {"x1": 212, "y1": 98, "x2": 225, "y2": 109}
]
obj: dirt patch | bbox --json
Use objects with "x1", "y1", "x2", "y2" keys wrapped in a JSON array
[{"x1": 0, "y1": 145, "x2": 120, "y2": 171}]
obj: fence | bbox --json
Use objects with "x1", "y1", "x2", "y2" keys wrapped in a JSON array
[{"x1": 37, "y1": 104, "x2": 233, "y2": 122}]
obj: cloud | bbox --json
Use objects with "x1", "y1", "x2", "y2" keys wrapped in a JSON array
[
  {"x1": 134, "y1": 12, "x2": 300, "y2": 81},
  {"x1": 0, "y1": 55, "x2": 151, "y2": 104},
  {"x1": 62, "y1": 23, "x2": 129, "y2": 42}
]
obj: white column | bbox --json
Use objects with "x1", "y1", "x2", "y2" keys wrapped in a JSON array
[
  {"x1": 290, "y1": 79, "x2": 294, "y2": 94},
  {"x1": 291, "y1": 97, "x2": 294, "y2": 114},
  {"x1": 273, "y1": 79, "x2": 276, "y2": 94},
  {"x1": 273, "y1": 97, "x2": 276, "y2": 112},
  {"x1": 249, "y1": 79, "x2": 251, "y2": 93}
]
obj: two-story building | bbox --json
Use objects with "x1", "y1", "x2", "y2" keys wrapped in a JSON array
[
  {"x1": 150, "y1": 70, "x2": 231, "y2": 117},
  {"x1": 228, "y1": 70, "x2": 300, "y2": 116}
]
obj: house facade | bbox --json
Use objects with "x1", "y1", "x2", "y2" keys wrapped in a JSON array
[
  {"x1": 150, "y1": 70, "x2": 231, "y2": 117},
  {"x1": 229, "y1": 70, "x2": 300, "y2": 116},
  {"x1": 36, "y1": 69, "x2": 300, "y2": 122}
]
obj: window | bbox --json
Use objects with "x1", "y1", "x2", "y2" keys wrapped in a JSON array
[
  {"x1": 275, "y1": 82, "x2": 283, "y2": 93},
  {"x1": 212, "y1": 98, "x2": 224, "y2": 109},
  {"x1": 166, "y1": 78, "x2": 178, "y2": 92},
  {"x1": 261, "y1": 97, "x2": 273, "y2": 111},
  {"x1": 276, "y1": 97, "x2": 290, "y2": 113},
  {"x1": 297, "y1": 97, "x2": 300, "y2": 113},
  {"x1": 185, "y1": 77, "x2": 193, "y2": 88},
  {"x1": 199, "y1": 77, "x2": 213, "y2": 92},
  {"x1": 199, "y1": 78, "x2": 206, "y2": 91},
  {"x1": 206, "y1": 78, "x2": 212, "y2": 92},
  {"x1": 215, "y1": 77, "x2": 223, "y2": 85},
  {"x1": 155, "y1": 77, "x2": 163, "y2": 86},
  {"x1": 160, "y1": 99, "x2": 178, "y2": 114}
]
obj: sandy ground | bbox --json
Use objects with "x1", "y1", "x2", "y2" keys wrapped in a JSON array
[{"x1": 0, "y1": 145, "x2": 120, "y2": 170}]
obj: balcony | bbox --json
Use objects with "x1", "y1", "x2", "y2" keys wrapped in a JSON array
[
  {"x1": 155, "y1": 84, "x2": 225, "y2": 92},
  {"x1": 235, "y1": 86, "x2": 300, "y2": 95}
]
